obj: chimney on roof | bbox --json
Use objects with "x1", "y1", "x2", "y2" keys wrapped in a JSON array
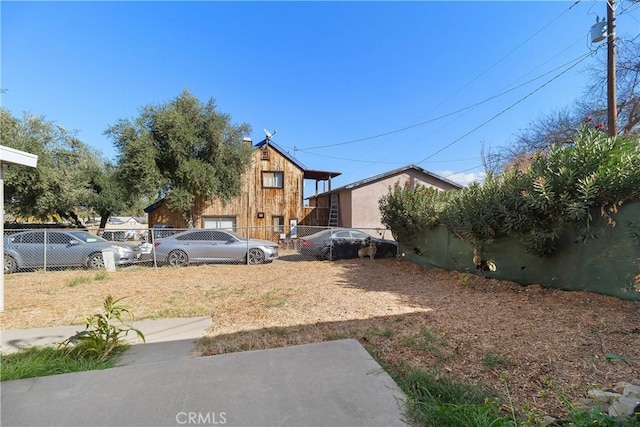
[{"x1": 242, "y1": 137, "x2": 253, "y2": 147}]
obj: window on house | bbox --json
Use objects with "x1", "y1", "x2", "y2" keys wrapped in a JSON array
[
  {"x1": 272, "y1": 216, "x2": 284, "y2": 232},
  {"x1": 202, "y1": 216, "x2": 236, "y2": 231},
  {"x1": 263, "y1": 171, "x2": 284, "y2": 188}
]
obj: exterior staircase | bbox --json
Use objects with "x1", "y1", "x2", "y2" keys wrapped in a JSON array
[{"x1": 328, "y1": 193, "x2": 339, "y2": 227}]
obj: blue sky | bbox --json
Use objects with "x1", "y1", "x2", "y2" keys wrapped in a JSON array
[{"x1": 2, "y1": 1, "x2": 639, "y2": 192}]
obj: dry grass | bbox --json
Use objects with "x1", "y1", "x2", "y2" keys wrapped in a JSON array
[{"x1": 2, "y1": 256, "x2": 639, "y2": 417}]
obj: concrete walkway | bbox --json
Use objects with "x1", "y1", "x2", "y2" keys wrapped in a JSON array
[
  {"x1": 0, "y1": 316, "x2": 213, "y2": 356},
  {"x1": 1, "y1": 318, "x2": 408, "y2": 426}
]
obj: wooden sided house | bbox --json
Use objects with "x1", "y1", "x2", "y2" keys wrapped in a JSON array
[{"x1": 145, "y1": 138, "x2": 341, "y2": 241}]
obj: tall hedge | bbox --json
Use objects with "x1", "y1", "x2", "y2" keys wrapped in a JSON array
[{"x1": 379, "y1": 126, "x2": 640, "y2": 257}]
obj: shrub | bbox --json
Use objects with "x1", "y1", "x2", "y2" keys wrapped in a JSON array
[
  {"x1": 379, "y1": 181, "x2": 453, "y2": 240},
  {"x1": 380, "y1": 126, "x2": 640, "y2": 257},
  {"x1": 60, "y1": 295, "x2": 145, "y2": 362}
]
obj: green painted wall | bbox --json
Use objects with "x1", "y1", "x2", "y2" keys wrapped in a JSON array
[{"x1": 399, "y1": 201, "x2": 640, "y2": 301}]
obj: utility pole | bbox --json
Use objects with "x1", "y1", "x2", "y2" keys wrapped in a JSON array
[{"x1": 607, "y1": 0, "x2": 618, "y2": 136}]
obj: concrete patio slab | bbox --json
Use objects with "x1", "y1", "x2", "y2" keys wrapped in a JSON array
[{"x1": 1, "y1": 339, "x2": 408, "y2": 427}]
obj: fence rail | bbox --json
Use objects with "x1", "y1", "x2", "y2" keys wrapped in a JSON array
[{"x1": 3, "y1": 226, "x2": 396, "y2": 274}]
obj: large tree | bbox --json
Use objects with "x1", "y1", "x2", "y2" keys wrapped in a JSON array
[
  {"x1": 105, "y1": 90, "x2": 253, "y2": 227},
  {"x1": 0, "y1": 108, "x2": 101, "y2": 226},
  {"x1": 85, "y1": 161, "x2": 131, "y2": 230}
]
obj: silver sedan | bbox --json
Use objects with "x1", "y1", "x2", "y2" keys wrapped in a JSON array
[
  {"x1": 140, "y1": 229, "x2": 279, "y2": 266},
  {"x1": 4, "y1": 230, "x2": 139, "y2": 273}
]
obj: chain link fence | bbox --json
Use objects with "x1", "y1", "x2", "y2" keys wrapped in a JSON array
[
  {"x1": 3, "y1": 228, "x2": 142, "y2": 274},
  {"x1": 3, "y1": 225, "x2": 396, "y2": 273}
]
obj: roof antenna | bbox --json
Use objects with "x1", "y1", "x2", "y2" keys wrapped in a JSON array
[{"x1": 263, "y1": 128, "x2": 277, "y2": 143}]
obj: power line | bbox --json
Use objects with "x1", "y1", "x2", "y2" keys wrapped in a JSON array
[
  {"x1": 299, "y1": 149, "x2": 480, "y2": 165},
  {"x1": 280, "y1": 3, "x2": 596, "y2": 173},
  {"x1": 415, "y1": 47, "x2": 601, "y2": 165},
  {"x1": 320, "y1": 2, "x2": 590, "y2": 185},
  {"x1": 414, "y1": 0, "x2": 579, "y2": 117},
  {"x1": 445, "y1": 163, "x2": 486, "y2": 177},
  {"x1": 389, "y1": 0, "x2": 582, "y2": 143},
  {"x1": 357, "y1": 35, "x2": 589, "y2": 172},
  {"x1": 299, "y1": 151, "x2": 405, "y2": 165},
  {"x1": 297, "y1": 50, "x2": 596, "y2": 153},
  {"x1": 438, "y1": 164, "x2": 487, "y2": 187},
  {"x1": 618, "y1": 0, "x2": 640, "y2": 16},
  {"x1": 282, "y1": 3, "x2": 589, "y2": 158},
  {"x1": 452, "y1": 164, "x2": 485, "y2": 175}
]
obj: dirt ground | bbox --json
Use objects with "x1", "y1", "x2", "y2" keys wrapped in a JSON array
[{"x1": 1, "y1": 255, "x2": 639, "y2": 418}]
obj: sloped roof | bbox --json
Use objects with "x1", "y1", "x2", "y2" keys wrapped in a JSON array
[
  {"x1": 144, "y1": 199, "x2": 164, "y2": 213},
  {"x1": 312, "y1": 164, "x2": 462, "y2": 198},
  {"x1": 254, "y1": 139, "x2": 341, "y2": 180}
]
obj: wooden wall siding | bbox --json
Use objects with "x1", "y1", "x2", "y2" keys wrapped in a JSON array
[
  {"x1": 309, "y1": 194, "x2": 330, "y2": 209},
  {"x1": 303, "y1": 195, "x2": 331, "y2": 226},
  {"x1": 148, "y1": 144, "x2": 314, "y2": 241},
  {"x1": 300, "y1": 207, "x2": 329, "y2": 226},
  {"x1": 148, "y1": 204, "x2": 183, "y2": 228}
]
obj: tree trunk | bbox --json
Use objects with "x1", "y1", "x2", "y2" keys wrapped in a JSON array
[
  {"x1": 182, "y1": 211, "x2": 194, "y2": 229},
  {"x1": 98, "y1": 213, "x2": 110, "y2": 235}
]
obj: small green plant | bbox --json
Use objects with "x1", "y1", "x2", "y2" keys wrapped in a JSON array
[
  {"x1": 604, "y1": 353, "x2": 630, "y2": 365},
  {"x1": 381, "y1": 327, "x2": 395, "y2": 338},
  {"x1": 563, "y1": 409, "x2": 640, "y2": 426},
  {"x1": 399, "y1": 329, "x2": 450, "y2": 360},
  {"x1": 68, "y1": 275, "x2": 92, "y2": 287},
  {"x1": 60, "y1": 295, "x2": 145, "y2": 362},
  {"x1": 68, "y1": 271, "x2": 108, "y2": 287},
  {"x1": 325, "y1": 332, "x2": 349, "y2": 341},
  {"x1": 364, "y1": 325, "x2": 395, "y2": 338},
  {"x1": 499, "y1": 373, "x2": 519, "y2": 426},
  {"x1": 399, "y1": 369, "x2": 506, "y2": 427},
  {"x1": 590, "y1": 329, "x2": 630, "y2": 365},
  {"x1": 267, "y1": 327, "x2": 288, "y2": 337},
  {"x1": 260, "y1": 290, "x2": 289, "y2": 308},
  {"x1": 483, "y1": 352, "x2": 509, "y2": 369},
  {"x1": 541, "y1": 377, "x2": 640, "y2": 426},
  {"x1": 400, "y1": 336, "x2": 417, "y2": 347},
  {"x1": 419, "y1": 328, "x2": 449, "y2": 359},
  {"x1": 365, "y1": 326, "x2": 381, "y2": 336},
  {"x1": 1, "y1": 346, "x2": 116, "y2": 381},
  {"x1": 458, "y1": 272, "x2": 472, "y2": 286},
  {"x1": 94, "y1": 270, "x2": 108, "y2": 281}
]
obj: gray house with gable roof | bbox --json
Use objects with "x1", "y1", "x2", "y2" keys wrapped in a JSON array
[{"x1": 307, "y1": 165, "x2": 462, "y2": 239}]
